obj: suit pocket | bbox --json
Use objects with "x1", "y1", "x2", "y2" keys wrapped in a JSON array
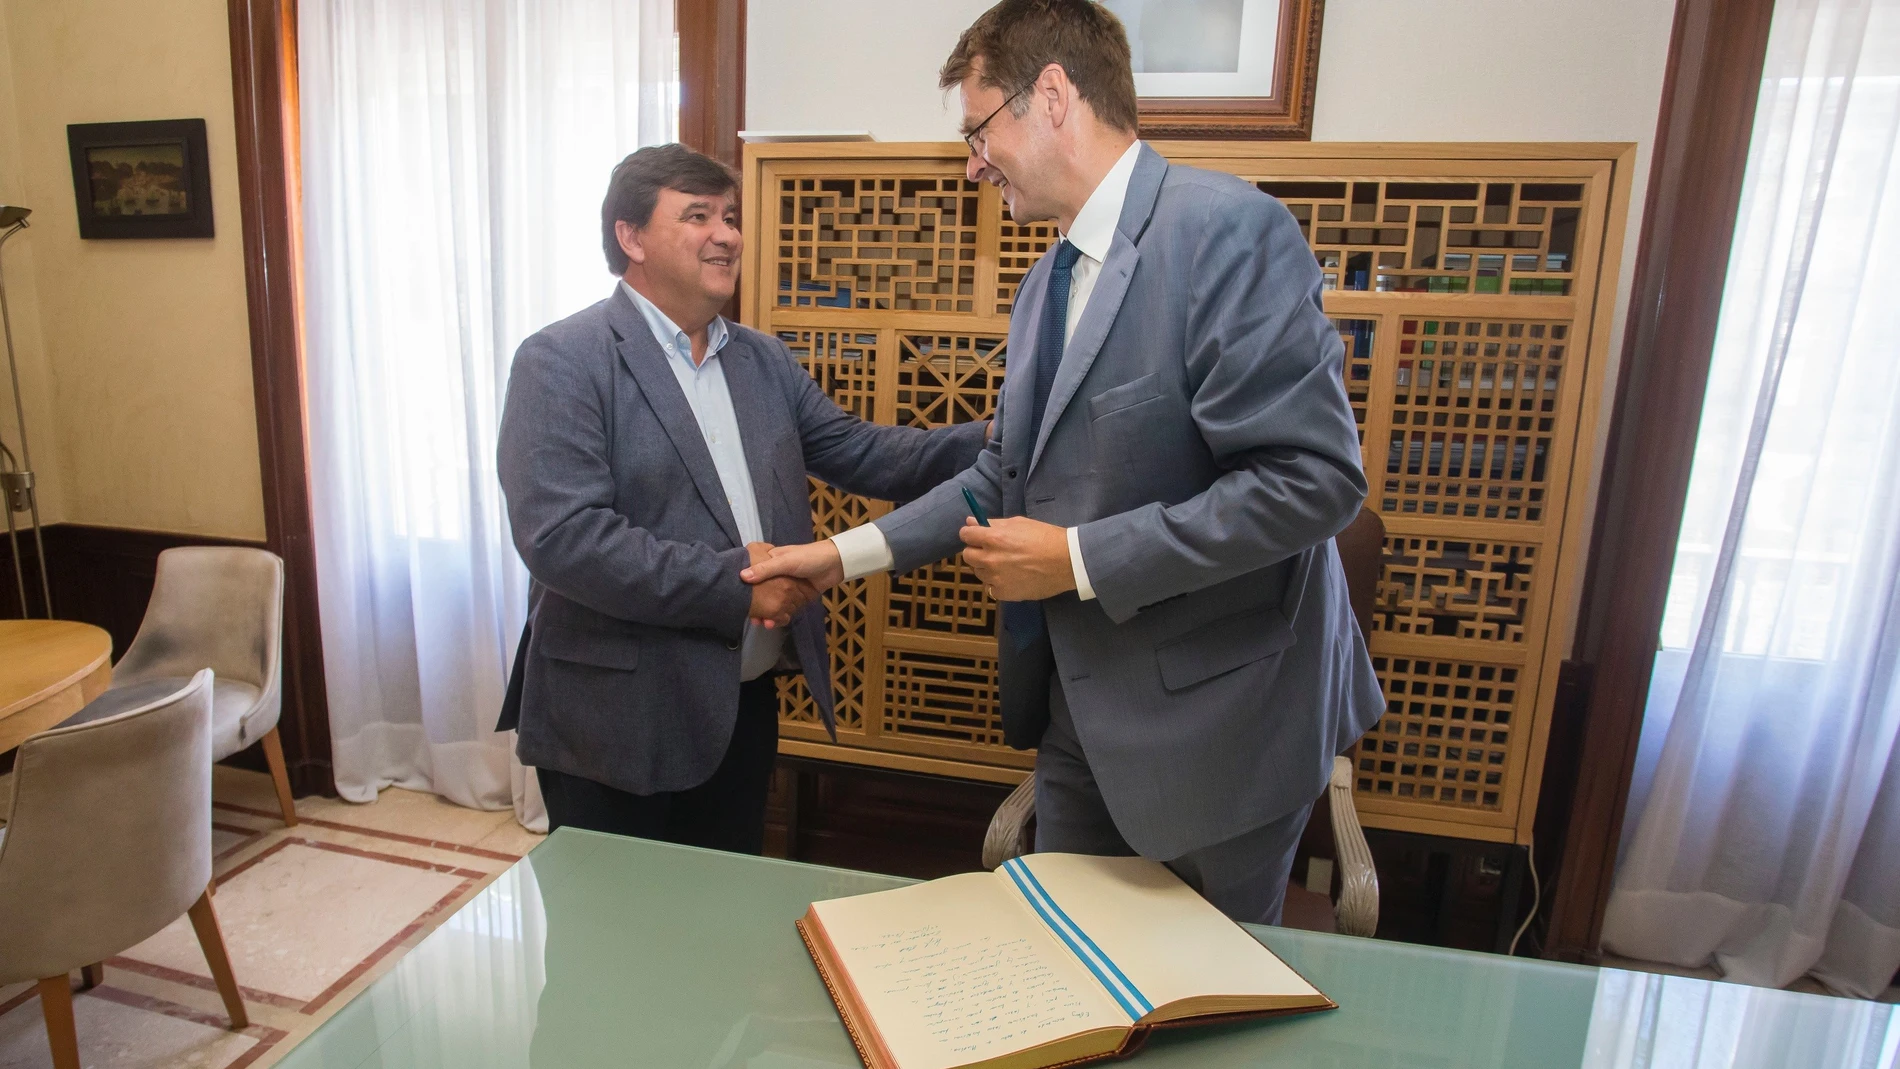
[
  {"x1": 1087, "y1": 372, "x2": 1164, "y2": 420},
  {"x1": 536, "y1": 623, "x2": 640, "y2": 671},
  {"x1": 1154, "y1": 605, "x2": 1296, "y2": 692}
]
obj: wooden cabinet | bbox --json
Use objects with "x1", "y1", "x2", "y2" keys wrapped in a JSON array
[{"x1": 741, "y1": 141, "x2": 1635, "y2": 846}]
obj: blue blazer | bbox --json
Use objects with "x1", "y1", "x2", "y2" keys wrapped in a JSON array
[{"x1": 875, "y1": 145, "x2": 1384, "y2": 858}]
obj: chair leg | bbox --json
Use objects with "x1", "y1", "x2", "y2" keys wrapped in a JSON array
[
  {"x1": 35, "y1": 976, "x2": 81, "y2": 1069},
  {"x1": 79, "y1": 962, "x2": 104, "y2": 990},
  {"x1": 186, "y1": 886, "x2": 250, "y2": 1030},
  {"x1": 261, "y1": 726, "x2": 298, "y2": 827}
]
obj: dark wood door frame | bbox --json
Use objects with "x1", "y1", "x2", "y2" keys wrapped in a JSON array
[
  {"x1": 228, "y1": 0, "x2": 334, "y2": 797},
  {"x1": 678, "y1": 0, "x2": 747, "y2": 170},
  {"x1": 679, "y1": 0, "x2": 746, "y2": 321},
  {"x1": 1542, "y1": 0, "x2": 1778, "y2": 962}
]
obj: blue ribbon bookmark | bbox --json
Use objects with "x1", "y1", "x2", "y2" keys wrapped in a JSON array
[{"x1": 1001, "y1": 858, "x2": 1154, "y2": 1020}]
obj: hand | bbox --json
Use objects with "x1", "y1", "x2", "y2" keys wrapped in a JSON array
[
  {"x1": 959, "y1": 516, "x2": 1076, "y2": 602},
  {"x1": 743, "y1": 540, "x2": 846, "y2": 594},
  {"x1": 748, "y1": 576, "x2": 818, "y2": 629},
  {"x1": 746, "y1": 542, "x2": 820, "y2": 629}
]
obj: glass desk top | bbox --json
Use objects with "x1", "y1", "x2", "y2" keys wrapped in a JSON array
[{"x1": 276, "y1": 828, "x2": 1898, "y2": 1069}]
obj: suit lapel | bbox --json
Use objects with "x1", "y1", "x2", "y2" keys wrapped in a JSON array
[
  {"x1": 1005, "y1": 263, "x2": 1050, "y2": 475},
  {"x1": 609, "y1": 289, "x2": 745, "y2": 548},
  {"x1": 715, "y1": 333, "x2": 788, "y2": 545},
  {"x1": 1029, "y1": 236, "x2": 1138, "y2": 475},
  {"x1": 1027, "y1": 144, "x2": 1170, "y2": 476}
]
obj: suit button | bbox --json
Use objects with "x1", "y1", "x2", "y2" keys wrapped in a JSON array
[
  {"x1": 727, "y1": 639, "x2": 741, "y2": 651},
  {"x1": 1005, "y1": 468, "x2": 1018, "y2": 479}
]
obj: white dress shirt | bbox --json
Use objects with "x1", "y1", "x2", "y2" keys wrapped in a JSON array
[
  {"x1": 620, "y1": 280, "x2": 784, "y2": 680},
  {"x1": 830, "y1": 141, "x2": 1144, "y2": 597}
]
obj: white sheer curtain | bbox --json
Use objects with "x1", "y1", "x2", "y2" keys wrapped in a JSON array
[
  {"x1": 299, "y1": 0, "x2": 677, "y2": 828},
  {"x1": 1602, "y1": 0, "x2": 1900, "y2": 998}
]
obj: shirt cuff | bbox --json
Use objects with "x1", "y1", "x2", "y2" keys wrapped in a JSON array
[
  {"x1": 1068, "y1": 526, "x2": 1096, "y2": 601},
  {"x1": 830, "y1": 524, "x2": 894, "y2": 582}
]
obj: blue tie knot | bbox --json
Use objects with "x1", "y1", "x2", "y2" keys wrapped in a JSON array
[{"x1": 1052, "y1": 239, "x2": 1082, "y2": 273}]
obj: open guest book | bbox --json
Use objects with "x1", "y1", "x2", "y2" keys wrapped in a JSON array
[{"x1": 797, "y1": 853, "x2": 1335, "y2": 1069}]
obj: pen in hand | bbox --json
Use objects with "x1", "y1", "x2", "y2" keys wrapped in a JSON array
[{"x1": 961, "y1": 487, "x2": 990, "y2": 526}]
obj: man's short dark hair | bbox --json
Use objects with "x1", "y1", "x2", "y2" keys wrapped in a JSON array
[
  {"x1": 600, "y1": 143, "x2": 739, "y2": 274},
  {"x1": 941, "y1": 0, "x2": 1139, "y2": 134}
]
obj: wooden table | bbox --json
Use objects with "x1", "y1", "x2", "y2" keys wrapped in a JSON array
[{"x1": 0, "y1": 620, "x2": 112, "y2": 752}]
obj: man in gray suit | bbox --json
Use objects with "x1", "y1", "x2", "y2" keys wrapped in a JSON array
[
  {"x1": 497, "y1": 144, "x2": 986, "y2": 851},
  {"x1": 745, "y1": 0, "x2": 1382, "y2": 923}
]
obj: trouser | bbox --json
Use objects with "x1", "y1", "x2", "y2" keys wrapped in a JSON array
[
  {"x1": 1031, "y1": 678, "x2": 1314, "y2": 925},
  {"x1": 536, "y1": 675, "x2": 780, "y2": 854}
]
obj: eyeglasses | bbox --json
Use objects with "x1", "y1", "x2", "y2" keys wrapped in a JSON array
[{"x1": 963, "y1": 87, "x2": 1028, "y2": 155}]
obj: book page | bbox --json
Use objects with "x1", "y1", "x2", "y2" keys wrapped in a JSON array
[
  {"x1": 809, "y1": 872, "x2": 1130, "y2": 1069},
  {"x1": 1002, "y1": 854, "x2": 1324, "y2": 1020}
]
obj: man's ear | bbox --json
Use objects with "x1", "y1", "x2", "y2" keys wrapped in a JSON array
[
  {"x1": 615, "y1": 219, "x2": 646, "y2": 266},
  {"x1": 1038, "y1": 62, "x2": 1072, "y2": 128}
]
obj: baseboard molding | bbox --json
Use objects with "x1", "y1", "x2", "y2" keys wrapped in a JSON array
[{"x1": 0, "y1": 523, "x2": 334, "y2": 795}]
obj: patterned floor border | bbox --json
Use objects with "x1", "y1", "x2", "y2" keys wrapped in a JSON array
[
  {"x1": 110, "y1": 836, "x2": 489, "y2": 1016},
  {"x1": 0, "y1": 981, "x2": 290, "y2": 1069},
  {"x1": 1, "y1": 782, "x2": 534, "y2": 1069}
]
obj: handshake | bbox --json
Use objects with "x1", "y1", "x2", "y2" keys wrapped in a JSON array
[
  {"x1": 741, "y1": 514, "x2": 1081, "y2": 629},
  {"x1": 741, "y1": 541, "x2": 845, "y2": 628}
]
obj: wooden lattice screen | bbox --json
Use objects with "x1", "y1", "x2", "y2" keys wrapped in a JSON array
[{"x1": 740, "y1": 142, "x2": 1635, "y2": 846}]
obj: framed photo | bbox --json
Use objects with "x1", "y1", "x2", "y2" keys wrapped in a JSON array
[
  {"x1": 66, "y1": 119, "x2": 215, "y2": 239},
  {"x1": 1101, "y1": 0, "x2": 1324, "y2": 140}
]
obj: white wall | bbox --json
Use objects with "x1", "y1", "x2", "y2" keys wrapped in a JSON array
[
  {"x1": 747, "y1": 0, "x2": 1675, "y2": 150},
  {"x1": 1309, "y1": 1, "x2": 1674, "y2": 146},
  {"x1": 746, "y1": 0, "x2": 1676, "y2": 453},
  {"x1": 1310, "y1": 2, "x2": 1675, "y2": 399},
  {"x1": 748, "y1": 0, "x2": 993, "y2": 141}
]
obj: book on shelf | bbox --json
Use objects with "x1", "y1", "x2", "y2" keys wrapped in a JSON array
[{"x1": 797, "y1": 853, "x2": 1336, "y2": 1069}]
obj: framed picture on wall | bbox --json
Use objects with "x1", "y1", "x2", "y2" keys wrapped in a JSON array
[
  {"x1": 66, "y1": 119, "x2": 215, "y2": 239},
  {"x1": 1101, "y1": 0, "x2": 1324, "y2": 139}
]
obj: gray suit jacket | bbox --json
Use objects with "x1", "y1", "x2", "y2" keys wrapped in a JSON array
[
  {"x1": 877, "y1": 145, "x2": 1383, "y2": 858},
  {"x1": 498, "y1": 286, "x2": 985, "y2": 796}
]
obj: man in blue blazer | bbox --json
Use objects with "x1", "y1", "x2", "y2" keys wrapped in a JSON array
[
  {"x1": 746, "y1": 0, "x2": 1382, "y2": 922},
  {"x1": 497, "y1": 145, "x2": 986, "y2": 851}
]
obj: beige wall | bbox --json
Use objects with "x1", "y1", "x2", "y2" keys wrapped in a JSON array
[
  {"x1": 0, "y1": 0, "x2": 61, "y2": 525},
  {"x1": 0, "y1": 0, "x2": 264, "y2": 539}
]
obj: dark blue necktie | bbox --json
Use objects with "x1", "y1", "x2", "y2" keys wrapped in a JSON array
[
  {"x1": 1001, "y1": 239, "x2": 1082, "y2": 647},
  {"x1": 1028, "y1": 240, "x2": 1083, "y2": 451}
]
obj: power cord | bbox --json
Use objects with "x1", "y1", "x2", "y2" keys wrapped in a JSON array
[{"x1": 1508, "y1": 833, "x2": 1541, "y2": 956}]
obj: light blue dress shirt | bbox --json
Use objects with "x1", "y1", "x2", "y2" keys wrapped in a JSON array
[{"x1": 619, "y1": 280, "x2": 784, "y2": 681}]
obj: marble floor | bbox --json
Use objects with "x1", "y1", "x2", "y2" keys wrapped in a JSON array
[{"x1": 0, "y1": 767, "x2": 543, "y2": 1069}]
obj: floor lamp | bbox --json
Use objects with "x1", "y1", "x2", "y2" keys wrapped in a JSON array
[{"x1": 0, "y1": 204, "x2": 51, "y2": 618}]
